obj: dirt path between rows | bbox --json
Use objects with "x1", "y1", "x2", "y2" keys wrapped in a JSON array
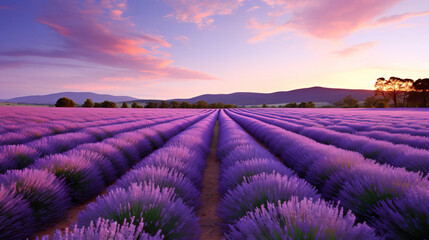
[
  {"x1": 33, "y1": 189, "x2": 109, "y2": 239},
  {"x1": 198, "y1": 121, "x2": 223, "y2": 240}
]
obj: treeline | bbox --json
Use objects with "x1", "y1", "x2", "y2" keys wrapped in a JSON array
[
  {"x1": 259, "y1": 101, "x2": 316, "y2": 108},
  {"x1": 374, "y1": 77, "x2": 429, "y2": 107},
  {"x1": 55, "y1": 98, "x2": 237, "y2": 108}
]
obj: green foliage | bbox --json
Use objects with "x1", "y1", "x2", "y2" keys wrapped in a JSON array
[
  {"x1": 195, "y1": 100, "x2": 208, "y2": 108},
  {"x1": 262, "y1": 104, "x2": 268, "y2": 108},
  {"x1": 121, "y1": 102, "x2": 129, "y2": 108},
  {"x1": 55, "y1": 97, "x2": 76, "y2": 107},
  {"x1": 298, "y1": 102, "x2": 308, "y2": 108},
  {"x1": 307, "y1": 101, "x2": 316, "y2": 108},
  {"x1": 82, "y1": 99, "x2": 94, "y2": 108},
  {"x1": 169, "y1": 101, "x2": 180, "y2": 108},
  {"x1": 101, "y1": 100, "x2": 117, "y2": 108},
  {"x1": 145, "y1": 102, "x2": 158, "y2": 108},
  {"x1": 159, "y1": 101, "x2": 169, "y2": 108},
  {"x1": 131, "y1": 102, "x2": 143, "y2": 108},
  {"x1": 334, "y1": 95, "x2": 359, "y2": 108},
  {"x1": 364, "y1": 96, "x2": 389, "y2": 108},
  {"x1": 180, "y1": 101, "x2": 190, "y2": 108}
]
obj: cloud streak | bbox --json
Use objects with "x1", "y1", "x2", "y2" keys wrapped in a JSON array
[
  {"x1": 0, "y1": 0, "x2": 215, "y2": 81},
  {"x1": 333, "y1": 42, "x2": 379, "y2": 57},
  {"x1": 248, "y1": 0, "x2": 429, "y2": 42},
  {"x1": 163, "y1": 0, "x2": 245, "y2": 28}
]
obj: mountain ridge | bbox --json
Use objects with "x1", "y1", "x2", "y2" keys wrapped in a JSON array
[{"x1": 1, "y1": 87, "x2": 374, "y2": 106}]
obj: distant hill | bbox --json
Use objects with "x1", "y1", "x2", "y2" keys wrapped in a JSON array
[
  {"x1": 1, "y1": 92, "x2": 138, "y2": 105},
  {"x1": 170, "y1": 87, "x2": 374, "y2": 106},
  {"x1": 1, "y1": 87, "x2": 374, "y2": 106}
]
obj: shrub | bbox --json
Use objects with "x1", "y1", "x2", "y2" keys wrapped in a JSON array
[
  {"x1": 0, "y1": 185, "x2": 35, "y2": 239},
  {"x1": 33, "y1": 154, "x2": 105, "y2": 203},
  {"x1": 226, "y1": 198, "x2": 378, "y2": 240},
  {"x1": 0, "y1": 145, "x2": 41, "y2": 173},
  {"x1": 217, "y1": 173, "x2": 320, "y2": 227},
  {"x1": 0, "y1": 169, "x2": 71, "y2": 228},
  {"x1": 78, "y1": 184, "x2": 199, "y2": 239},
  {"x1": 109, "y1": 166, "x2": 201, "y2": 209},
  {"x1": 45, "y1": 217, "x2": 163, "y2": 240}
]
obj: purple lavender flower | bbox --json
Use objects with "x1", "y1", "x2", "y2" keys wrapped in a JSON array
[
  {"x1": 41, "y1": 217, "x2": 164, "y2": 240},
  {"x1": 338, "y1": 164, "x2": 429, "y2": 221},
  {"x1": 115, "y1": 132, "x2": 154, "y2": 158},
  {"x1": 103, "y1": 138, "x2": 141, "y2": 166},
  {"x1": 0, "y1": 145, "x2": 41, "y2": 173},
  {"x1": 28, "y1": 132, "x2": 97, "y2": 155},
  {"x1": 226, "y1": 198, "x2": 379, "y2": 240},
  {"x1": 217, "y1": 173, "x2": 320, "y2": 227},
  {"x1": 0, "y1": 169, "x2": 71, "y2": 228},
  {"x1": 373, "y1": 186, "x2": 429, "y2": 239},
  {"x1": 0, "y1": 185, "x2": 35, "y2": 239},
  {"x1": 33, "y1": 154, "x2": 105, "y2": 203},
  {"x1": 137, "y1": 128, "x2": 164, "y2": 149},
  {"x1": 220, "y1": 145, "x2": 276, "y2": 170},
  {"x1": 137, "y1": 153, "x2": 203, "y2": 190},
  {"x1": 78, "y1": 183, "x2": 200, "y2": 240},
  {"x1": 109, "y1": 165, "x2": 201, "y2": 210},
  {"x1": 219, "y1": 159, "x2": 294, "y2": 196},
  {"x1": 66, "y1": 149, "x2": 117, "y2": 185},
  {"x1": 75, "y1": 142, "x2": 129, "y2": 177}
]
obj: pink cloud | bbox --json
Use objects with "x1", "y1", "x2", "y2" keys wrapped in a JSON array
[
  {"x1": 0, "y1": 0, "x2": 215, "y2": 81},
  {"x1": 376, "y1": 10, "x2": 429, "y2": 24},
  {"x1": 333, "y1": 42, "x2": 379, "y2": 57},
  {"x1": 249, "y1": 0, "x2": 429, "y2": 42},
  {"x1": 163, "y1": 0, "x2": 245, "y2": 28},
  {"x1": 246, "y1": 6, "x2": 260, "y2": 13},
  {"x1": 174, "y1": 35, "x2": 190, "y2": 45}
]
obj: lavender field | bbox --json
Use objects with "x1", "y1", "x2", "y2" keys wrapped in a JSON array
[{"x1": 1, "y1": 106, "x2": 428, "y2": 239}]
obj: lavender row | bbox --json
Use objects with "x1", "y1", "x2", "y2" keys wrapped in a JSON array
[
  {"x1": 232, "y1": 109, "x2": 429, "y2": 175},
  {"x1": 0, "y1": 112, "x2": 209, "y2": 173},
  {"x1": 227, "y1": 110, "x2": 429, "y2": 239},
  {"x1": 241, "y1": 108, "x2": 429, "y2": 151},
  {"x1": 0, "y1": 112, "x2": 211, "y2": 239},
  {"x1": 0, "y1": 109, "x2": 207, "y2": 146},
  {"x1": 247, "y1": 108, "x2": 429, "y2": 137},
  {"x1": 216, "y1": 111, "x2": 377, "y2": 239},
  {"x1": 54, "y1": 112, "x2": 218, "y2": 239}
]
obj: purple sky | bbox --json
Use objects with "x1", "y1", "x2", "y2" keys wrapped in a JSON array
[{"x1": 1, "y1": 0, "x2": 428, "y2": 99}]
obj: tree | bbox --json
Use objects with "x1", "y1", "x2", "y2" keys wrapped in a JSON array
[
  {"x1": 216, "y1": 102, "x2": 224, "y2": 108},
  {"x1": 55, "y1": 97, "x2": 76, "y2": 107},
  {"x1": 131, "y1": 102, "x2": 143, "y2": 108},
  {"x1": 307, "y1": 101, "x2": 316, "y2": 108},
  {"x1": 223, "y1": 104, "x2": 236, "y2": 108},
  {"x1": 170, "y1": 101, "x2": 180, "y2": 108},
  {"x1": 208, "y1": 103, "x2": 217, "y2": 108},
  {"x1": 145, "y1": 102, "x2": 158, "y2": 108},
  {"x1": 343, "y1": 95, "x2": 359, "y2": 108},
  {"x1": 94, "y1": 102, "x2": 102, "y2": 108},
  {"x1": 298, "y1": 102, "x2": 308, "y2": 108},
  {"x1": 101, "y1": 100, "x2": 117, "y2": 108},
  {"x1": 82, "y1": 98, "x2": 94, "y2": 108},
  {"x1": 180, "y1": 101, "x2": 190, "y2": 108},
  {"x1": 413, "y1": 78, "x2": 429, "y2": 107},
  {"x1": 195, "y1": 101, "x2": 208, "y2": 108},
  {"x1": 364, "y1": 96, "x2": 388, "y2": 108},
  {"x1": 159, "y1": 101, "x2": 169, "y2": 108},
  {"x1": 284, "y1": 103, "x2": 297, "y2": 108},
  {"x1": 262, "y1": 104, "x2": 268, "y2": 108},
  {"x1": 375, "y1": 77, "x2": 413, "y2": 107},
  {"x1": 121, "y1": 102, "x2": 129, "y2": 108},
  {"x1": 402, "y1": 79, "x2": 414, "y2": 107}
]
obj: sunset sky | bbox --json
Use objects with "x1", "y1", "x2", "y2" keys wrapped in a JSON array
[{"x1": 1, "y1": 0, "x2": 429, "y2": 99}]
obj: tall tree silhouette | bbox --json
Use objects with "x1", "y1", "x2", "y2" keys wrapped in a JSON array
[
  {"x1": 413, "y1": 78, "x2": 429, "y2": 107},
  {"x1": 375, "y1": 77, "x2": 413, "y2": 107}
]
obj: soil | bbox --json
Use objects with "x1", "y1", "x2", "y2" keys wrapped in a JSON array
[
  {"x1": 198, "y1": 121, "x2": 223, "y2": 240},
  {"x1": 32, "y1": 189, "x2": 108, "y2": 239}
]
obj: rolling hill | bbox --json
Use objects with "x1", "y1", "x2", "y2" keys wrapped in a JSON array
[{"x1": 1, "y1": 87, "x2": 374, "y2": 106}]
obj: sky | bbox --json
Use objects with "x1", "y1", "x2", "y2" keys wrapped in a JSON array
[{"x1": 1, "y1": 0, "x2": 429, "y2": 99}]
